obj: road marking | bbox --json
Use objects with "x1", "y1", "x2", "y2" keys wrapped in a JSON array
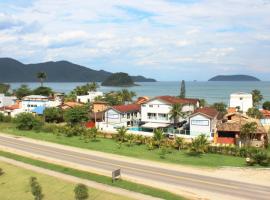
[{"x1": 0, "y1": 137, "x2": 238, "y2": 189}]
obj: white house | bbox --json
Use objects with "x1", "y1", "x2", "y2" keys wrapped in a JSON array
[
  {"x1": 141, "y1": 96, "x2": 200, "y2": 129},
  {"x1": 229, "y1": 92, "x2": 253, "y2": 113},
  {"x1": 189, "y1": 107, "x2": 219, "y2": 138},
  {"x1": 22, "y1": 95, "x2": 50, "y2": 112},
  {"x1": 102, "y1": 104, "x2": 141, "y2": 129},
  {"x1": 0, "y1": 94, "x2": 16, "y2": 107},
  {"x1": 76, "y1": 91, "x2": 103, "y2": 104}
]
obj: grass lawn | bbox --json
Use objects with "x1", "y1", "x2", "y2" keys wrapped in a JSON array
[
  {"x1": 0, "y1": 151, "x2": 185, "y2": 200},
  {"x1": 0, "y1": 122, "x2": 247, "y2": 168},
  {"x1": 0, "y1": 160, "x2": 133, "y2": 200}
]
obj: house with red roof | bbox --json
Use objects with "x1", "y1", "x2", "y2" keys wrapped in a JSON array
[
  {"x1": 103, "y1": 104, "x2": 141, "y2": 128},
  {"x1": 189, "y1": 107, "x2": 219, "y2": 138},
  {"x1": 140, "y1": 96, "x2": 199, "y2": 129}
]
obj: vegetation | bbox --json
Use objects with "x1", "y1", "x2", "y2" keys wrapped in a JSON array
[
  {"x1": 14, "y1": 84, "x2": 32, "y2": 99},
  {"x1": 0, "y1": 83, "x2": 10, "y2": 94},
  {"x1": 211, "y1": 102, "x2": 227, "y2": 114},
  {"x1": 153, "y1": 129, "x2": 164, "y2": 149},
  {"x1": 33, "y1": 86, "x2": 53, "y2": 96},
  {"x1": 169, "y1": 103, "x2": 186, "y2": 126},
  {"x1": 179, "y1": 80, "x2": 186, "y2": 98},
  {"x1": 29, "y1": 177, "x2": 44, "y2": 200},
  {"x1": 36, "y1": 72, "x2": 47, "y2": 87},
  {"x1": 14, "y1": 113, "x2": 43, "y2": 130},
  {"x1": 72, "y1": 82, "x2": 99, "y2": 95},
  {"x1": 262, "y1": 101, "x2": 270, "y2": 111},
  {"x1": 246, "y1": 107, "x2": 263, "y2": 119},
  {"x1": 0, "y1": 160, "x2": 130, "y2": 200},
  {"x1": 117, "y1": 89, "x2": 136, "y2": 104},
  {"x1": 43, "y1": 107, "x2": 63, "y2": 123},
  {"x1": 252, "y1": 89, "x2": 263, "y2": 107},
  {"x1": 0, "y1": 152, "x2": 185, "y2": 200},
  {"x1": 188, "y1": 134, "x2": 209, "y2": 155},
  {"x1": 116, "y1": 126, "x2": 128, "y2": 145},
  {"x1": 102, "y1": 72, "x2": 135, "y2": 86},
  {"x1": 199, "y1": 99, "x2": 207, "y2": 107},
  {"x1": 0, "y1": 167, "x2": 4, "y2": 176},
  {"x1": 74, "y1": 184, "x2": 89, "y2": 200},
  {"x1": 63, "y1": 105, "x2": 89, "y2": 125},
  {"x1": 240, "y1": 122, "x2": 258, "y2": 146}
]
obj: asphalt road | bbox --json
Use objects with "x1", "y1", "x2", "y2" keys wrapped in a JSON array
[{"x1": 0, "y1": 135, "x2": 269, "y2": 200}]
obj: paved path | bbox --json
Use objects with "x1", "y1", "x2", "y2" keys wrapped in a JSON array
[
  {"x1": 0, "y1": 156, "x2": 161, "y2": 200},
  {"x1": 0, "y1": 134, "x2": 270, "y2": 200}
]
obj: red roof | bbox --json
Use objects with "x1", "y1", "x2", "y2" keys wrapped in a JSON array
[
  {"x1": 155, "y1": 96, "x2": 199, "y2": 105},
  {"x1": 112, "y1": 104, "x2": 140, "y2": 113},
  {"x1": 261, "y1": 109, "x2": 270, "y2": 118},
  {"x1": 192, "y1": 107, "x2": 219, "y2": 118}
]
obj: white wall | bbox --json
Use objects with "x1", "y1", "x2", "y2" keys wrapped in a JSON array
[
  {"x1": 189, "y1": 114, "x2": 212, "y2": 137},
  {"x1": 21, "y1": 100, "x2": 49, "y2": 112},
  {"x1": 0, "y1": 94, "x2": 16, "y2": 107},
  {"x1": 77, "y1": 91, "x2": 103, "y2": 103},
  {"x1": 229, "y1": 93, "x2": 253, "y2": 113},
  {"x1": 141, "y1": 99, "x2": 196, "y2": 123}
]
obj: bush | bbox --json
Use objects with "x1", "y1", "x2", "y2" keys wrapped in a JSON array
[
  {"x1": 64, "y1": 106, "x2": 89, "y2": 125},
  {"x1": 41, "y1": 123, "x2": 59, "y2": 133},
  {"x1": 0, "y1": 168, "x2": 4, "y2": 176},
  {"x1": 188, "y1": 134, "x2": 209, "y2": 155},
  {"x1": 250, "y1": 148, "x2": 269, "y2": 166},
  {"x1": 43, "y1": 107, "x2": 63, "y2": 123},
  {"x1": 29, "y1": 177, "x2": 44, "y2": 200},
  {"x1": 74, "y1": 183, "x2": 89, "y2": 200},
  {"x1": 0, "y1": 113, "x2": 11, "y2": 122},
  {"x1": 14, "y1": 113, "x2": 43, "y2": 131}
]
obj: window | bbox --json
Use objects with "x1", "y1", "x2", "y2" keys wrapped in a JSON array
[
  {"x1": 147, "y1": 113, "x2": 156, "y2": 119},
  {"x1": 149, "y1": 105, "x2": 153, "y2": 108},
  {"x1": 127, "y1": 113, "x2": 130, "y2": 119},
  {"x1": 191, "y1": 120, "x2": 209, "y2": 126},
  {"x1": 240, "y1": 97, "x2": 243, "y2": 100},
  {"x1": 142, "y1": 104, "x2": 146, "y2": 107}
]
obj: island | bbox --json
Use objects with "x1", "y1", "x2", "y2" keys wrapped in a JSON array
[
  {"x1": 208, "y1": 75, "x2": 260, "y2": 81},
  {"x1": 101, "y1": 72, "x2": 137, "y2": 87}
]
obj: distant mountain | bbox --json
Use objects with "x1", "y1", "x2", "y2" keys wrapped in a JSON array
[
  {"x1": 102, "y1": 72, "x2": 136, "y2": 87},
  {"x1": 0, "y1": 58, "x2": 156, "y2": 83},
  {"x1": 208, "y1": 75, "x2": 260, "y2": 81}
]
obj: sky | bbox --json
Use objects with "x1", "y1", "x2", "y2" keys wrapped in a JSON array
[{"x1": 0, "y1": 0, "x2": 270, "y2": 81}]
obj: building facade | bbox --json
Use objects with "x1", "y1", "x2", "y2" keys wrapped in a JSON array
[
  {"x1": 229, "y1": 92, "x2": 253, "y2": 113},
  {"x1": 76, "y1": 91, "x2": 103, "y2": 103}
]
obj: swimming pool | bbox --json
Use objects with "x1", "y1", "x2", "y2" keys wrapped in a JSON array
[{"x1": 128, "y1": 127, "x2": 143, "y2": 131}]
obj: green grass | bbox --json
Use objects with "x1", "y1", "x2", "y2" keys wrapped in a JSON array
[
  {"x1": 0, "y1": 122, "x2": 247, "y2": 168},
  {"x1": 0, "y1": 160, "x2": 133, "y2": 200},
  {"x1": 0, "y1": 150, "x2": 185, "y2": 200}
]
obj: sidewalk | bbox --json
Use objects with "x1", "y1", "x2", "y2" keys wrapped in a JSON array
[{"x1": 0, "y1": 156, "x2": 162, "y2": 200}]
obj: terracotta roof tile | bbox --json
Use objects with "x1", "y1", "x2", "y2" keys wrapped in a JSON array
[
  {"x1": 192, "y1": 107, "x2": 219, "y2": 118},
  {"x1": 112, "y1": 104, "x2": 140, "y2": 113},
  {"x1": 156, "y1": 96, "x2": 199, "y2": 105}
]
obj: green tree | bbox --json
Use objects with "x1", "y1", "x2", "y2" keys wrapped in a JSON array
[
  {"x1": 188, "y1": 134, "x2": 209, "y2": 154},
  {"x1": 36, "y1": 72, "x2": 47, "y2": 87},
  {"x1": 153, "y1": 129, "x2": 164, "y2": 149},
  {"x1": 179, "y1": 80, "x2": 186, "y2": 98},
  {"x1": 199, "y1": 99, "x2": 207, "y2": 107},
  {"x1": 73, "y1": 82, "x2": 100, "y2": 96},
  {"x1": 44, "y1": 107, "x2": 63, "y2": 123},
  {"x1": 0, "y1": 83, "x2": 10, "y2": 94},
  {"x1": 33, "y1": 86, "x2": 53, "y2": 96},
  {"x1": 252, "y1": 89, "x2": 263, "y2": 107},
  {"x1": 116, "y1": 126, "x2": 128, "y2": 143},
  {"x1": 175, "y1": 137, "x2": 184, "y2": 151},
  {"x1": 74, "y1": 184, "x2": 89, "y2": 200},
  {"x1": 14, "y1": 113, "x2": 43, "y2": 130},
  {"x1": 169, "y1": 103, "x2": 186, "y2": 127},
  {"x1": 117, "y1": 89, "x2": 136, "y2": 104},
  {"x1": 29, "y1": 177, "x2": 44, "y2": 200},
  {"x1": 240, "y1": 122, "x2": 258, "y2": 146},
  {"x1": 14, "y1": 84, "x2": 32, "y2": 99},
  {"x1": 211, "y1": 102, "x2": 227, "y2": 114},
  {"x1": 246, "y1": 107, "x2": 263, "y2": 119},
  {"x1": 64, "y1": 106, "x2": 89, "y2": 125},
  {"x1": 262, "y1": 101, "x2": 270, "y2": 111}
]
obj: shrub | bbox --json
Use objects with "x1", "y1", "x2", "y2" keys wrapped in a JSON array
[
  {"x1": 74, "y1": 183, "x2": 89, "y2": 200},
  {"x1": 0, "y1": 168, "x2": 4, "y2": 176},
  {"x1": 250, "y1": 148, "x2": 269, "y2": 166},
  {"x1": 188, "y1": 134, "x2": 209, "y2": 155},
  {"x1": 0, "y1": 113, "x2": 11, "y2": 122},
  {"x1": 41, "y1": 123, "x2": 59, "y2": 133},
  {"x1": 29, "y1": 177, "x2": 44, "y2": 200},
  {"x1": 64, "y1": 106, "x2": 89, "y2": 125},
  {"x1": 43, "y1": 107, "x2": 63, "y2": 123},
  {"x1": 14, "y1": 113, "x2": 43, "y2": 130},
  {"x1": 0, "y1": 113, "x2": 4, "y2": 121}
]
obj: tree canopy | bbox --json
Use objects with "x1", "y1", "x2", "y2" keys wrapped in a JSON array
[
  {"x1": 14, "y1": 84, "x2": 32, "y2": 99},
  {"x1": 179, "y1": 80, "x2": 186, "y2": 98},
  {"x1": 252, "y1": 89, "x2": 263, "y2": 107},
  {"x1": 101, "y1": 72, "x2": 135, "y2": 86}
]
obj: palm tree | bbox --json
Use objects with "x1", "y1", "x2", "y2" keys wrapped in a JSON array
[
  {"x1": 117, "y1": 89, "x2": 136, "y2": 104},
  {"x1": 36, "y1": 72, "x2": 47, "y2": 87},
  {"x1": 153, "y1": 129, "x2": 164, "y2": 148},
  {"x1": 189, "y1": 134, "x2": 209, "y2": 154},
  {"x1": 89, "y1": 82, "x2": 99, "y2": 92},
  {"x1": 240, "y1": 122, "x2": 258, "y2": 146},
  {"x1": 116, "y1": 126, "x2": 128, "y2": 143},
  {"x1": 175, "y1": 137, "x2": 184, "y2": 151},
  {"x1": 169, "y1": 103, "x2": 186, "y2": 127}
]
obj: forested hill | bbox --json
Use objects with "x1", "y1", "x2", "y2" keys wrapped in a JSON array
[
  {"x1": 0, "y1": 58, "x2": 156, "y2": 82},
  {"x1": 208, "y1": 75, "x2": 260, "y2": 81}
]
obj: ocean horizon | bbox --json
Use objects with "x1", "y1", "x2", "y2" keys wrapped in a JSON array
[{"x1": 6, "y1": 81, "x2": 270, "y2": 105}]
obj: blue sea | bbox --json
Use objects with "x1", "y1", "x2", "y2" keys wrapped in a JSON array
[{"x1": 8, "y1": 81, "x2": 270, "y2": 104}]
